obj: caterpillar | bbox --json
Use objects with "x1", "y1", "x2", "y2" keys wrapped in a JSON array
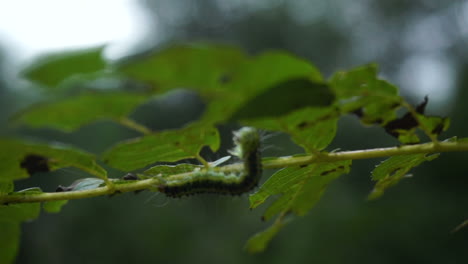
[{"x1": 158, "y1": 127, "x2": 262, "y2": 197}]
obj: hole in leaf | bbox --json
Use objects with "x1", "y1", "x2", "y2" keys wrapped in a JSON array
[{"x1": 20, "y1": 154, "x2": 50, "y2": 175}]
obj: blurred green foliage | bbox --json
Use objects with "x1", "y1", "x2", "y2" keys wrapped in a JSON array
[{"x1": 0, "y1": 1, "x2": 467, "y2": 264}]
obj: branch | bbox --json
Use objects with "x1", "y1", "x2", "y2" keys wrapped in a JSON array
[{"x1": 2, "y1": 140, "x2": 468, "y2": 205}]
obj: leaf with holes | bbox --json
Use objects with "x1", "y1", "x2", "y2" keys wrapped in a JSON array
[
  {"x1": 0, "y1": 139, "x2": 107, "y2": 182},
  {"x1": 243, "y1": 107, "x2": 338, "y2": 152},
  {"x1": 103, "y1": 125, "x2": 219, "y2": 171},
  {"x1": 330, "y1": 64, "x2": 402, "y2": 125},
  {"x1": 247, "y1": 160, "x2": 351, "y2": 252},
  {"x1": 368, "y1": 153, "x2": 440, "y2": 200}
]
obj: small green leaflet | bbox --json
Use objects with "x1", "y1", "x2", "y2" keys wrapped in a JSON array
[
  {"x1": 416, "y1": 114, "x2": 450, "y2": 139},
  {"x1": 13, "y1": 92, "x2": 149, "y2": 132},
  {"x1": 247, "y1": 160, "x2": 351, "y2": 252},
  {"x1": 43, "y1": 200, "x2": 68, "y2": 213},
  {"x1": 103, "y1": 125, "x2": 219, "y2": 171},
  {"x1": 368, "y1": 153, "x2": 440, "y2": 200},
  {"x1": 244, "y1": 107, "x2": 338, "y2": 152},
  {"x1": 245, "y1": 221, "x2": 284, "y2": 254},
  {"x1": 22, "y1": 45, "x2": 107, "y2": 89},
  {"x1": 330, "y1": 64, "x2": 401, "y2": 125},
  {"x1": 0, "y1": 139, "x2": 107, "y2": 182}
]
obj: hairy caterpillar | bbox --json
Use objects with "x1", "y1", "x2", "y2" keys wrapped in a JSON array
[{"x1": 158, "y1": 127, "x2": 262, "y2": 197}]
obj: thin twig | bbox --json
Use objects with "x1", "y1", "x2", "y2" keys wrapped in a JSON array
[{"x1": 2, "y1": 140, "x2": 468, "y2": 205}]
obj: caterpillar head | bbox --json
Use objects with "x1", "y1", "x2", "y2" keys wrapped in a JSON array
[{"x1": 229, "y1": 127, "x2": 260, "y2": 159}]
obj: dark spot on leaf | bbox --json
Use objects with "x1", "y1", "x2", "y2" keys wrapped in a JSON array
[
  {"x1": 122, "y1": 173, "x2": 139, "y2": 180},
  {"x1": 219, "y1": 74, "x2": 231, "y2": 84},
  {"x1": 384, "y1": 97, "x2": 428, "y2": 138},
  {"x1": 174, "y1": 141, "x2": 181, "y2": 147},
  {"x1": 389, "y1": 168, "x2": 401, "y2": 176},
  {"x1": 352, "y1": 108, "x2": 364, "y2": 118},
  {"x1": 20, "y1": 154, "x2": 50, "y2": 175},
  {"x1": 321, "y1": 169, "x2": 337, "y2": 176},
  {"x1": 373, "y1": 118, "x2": 383, "y2": 125},
  {"x1": 431, "y1": 121, "x2": 446, "y2": 135},
  {"x1": 352, "y1": 108, "x2": 384, "y2": 124},
  {"x1": 299, "y1": 164, "x2": 308, "y2": 168},
  {"x1": 390, "y1": 102, "x2": 402, "y2": 109},
  {"x1": 261, "y1": 216, "x2": 266, "y2": 222},
  {"x1": 297, "y1": 121, "x2": 310, "y2": 129}
]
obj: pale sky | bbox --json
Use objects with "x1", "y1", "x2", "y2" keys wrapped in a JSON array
[{"x1": 0, "y1": 0, "x2": 151, "y2": 62}]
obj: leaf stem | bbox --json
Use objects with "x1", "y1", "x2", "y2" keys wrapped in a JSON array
[{"x1": 2, "y1": 140, "x2": 468, "y2": 205}]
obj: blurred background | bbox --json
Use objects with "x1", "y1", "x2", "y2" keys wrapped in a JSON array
[{"x1": 0, "y1": 0, "x2": 467, "y2": 263}]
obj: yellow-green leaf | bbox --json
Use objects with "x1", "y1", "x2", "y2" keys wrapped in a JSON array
[{"x1": 103, "y1": 125, "x2": 219, "y2": 171}]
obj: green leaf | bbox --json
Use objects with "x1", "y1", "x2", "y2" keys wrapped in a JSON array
[
  {"x1": 0, "y1": 221, "x2": 20, "y2": 264},
  {"x1": 250, "y1": 161, "x2": 351, "y2": 214},
  {"x1": 118, "y1": 43, "x2": 246, "y2": 94},
  {"x1": 394, "y1": 129, "x2": 421, "y2": 144},
  {"x1": 0, "y1": 203, "x2": 41, "y2": 264},
  {"x1": 330, "y1": 64, "x2": 401, "y2": 125},
  {"x1": 368, "y1": 153, "x2": 440, "y2": 200},
  {"x1": 211, "y1": 51, "x2": 325, "y2": 123},
  {"x1": 231, "y1": 79, "x2": 334, "y2": 120},
  {"x1": 120, "y1": 45, "x2": 325, "y2": 128},
  {"x1": 143, "y1": 164, "x2": 202, "y2": 178},
  {"x1": 43, "y1": 200, "x2": 68, "y2": 213},
  {"x1": 0, "y1": 182, "x2": 13, "y2": 195},
  {"x1": 14, "y1": 92, "x2": 149, "y2": 132},
  {"x1": 245, "y1": 221, "x2": 283, "y2": 254},
  {"x1": 22, "y1": 46, "x2": 106, "y2": 88},
  {"x1": 0, "y1": 139, "x2": 107, "y2": 182},
  {"x1": 0, "y1": 203, "x2": 41, "y2": 222},
  {"x1": 244, "y1": 107, "x2": 339, "y2": 152},
  {"x1": 103, "y1": 125, "x2": 220, "y2": 171},
  {"x1": 248, "y1": 160, "x2": 351, "y2": 252},
  {"x1": 417, "y1": 114, "x2": 450, "y2": 137}
]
